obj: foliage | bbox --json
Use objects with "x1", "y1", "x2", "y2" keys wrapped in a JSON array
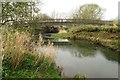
[
  {"x1": 2, "y1": 1, "x2": 41, "y2": 25},
  {"x1": 2, "y1": 27, "x2": 58, "y2": 78},
  {"x1": 2, "y1": 53, "x2": 58, "y2": 78},
  {"x1": 68, "y1": 25, "x2": 119, "y2": 51},
  {"x1": 52, "y1": 25, "x2": 119, "y2": 39},
  {"x1": 72, "y1": 4, "x2": 103, "y2": 20},
  {"x1": 2, "y1": 2, "x2": 30, "y2": 24},
  {"x1": 68, "y1": 25, "x2": 119, "y2": 33},
  {"x1": 52, "y1": 25, "x2": 119, "y2": 51}
]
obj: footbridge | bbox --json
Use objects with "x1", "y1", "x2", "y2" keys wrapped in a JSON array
[{"x1": 31, "y1": 19, "x2": 113, "y2": 26}]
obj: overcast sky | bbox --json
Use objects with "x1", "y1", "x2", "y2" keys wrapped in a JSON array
[{"x1": 40, "y1": 0, "x2": 120, "y2": 20}]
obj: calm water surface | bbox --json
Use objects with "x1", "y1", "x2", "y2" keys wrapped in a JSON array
[{"x1": 54, "y1": 40, "x2": 119, "y2": 78}]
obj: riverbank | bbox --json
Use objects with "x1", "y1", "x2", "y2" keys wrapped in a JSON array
[
  {"x1": 52, "y1": 25, "x2": 119, "y2": 52},
  {"x1": 2, "y1": 27, "x2": 60, "y2": 78},
  {"x1": 1, "y1": 27, "x2": 86, "y2": 79}
]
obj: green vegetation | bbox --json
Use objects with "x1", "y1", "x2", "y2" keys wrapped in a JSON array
[
  {"x1": 2, "y1": 27, "x2": 59, "y2": 78},
  {"x1": 2, "y1": 53, "x2": 59, "y2": 78},
  {"x1": 1, "y1": 1, "x2": 118, "y2": 79},
  {"x1": 52, "y1": 33, "x2": 70, "y2": 39},
  {"x1": 2, "y1": 1, "x2": 41, "y2": 25},
  {"x1": 1, "y1": 27, "x2": 86, "y2": 79},
  {"x1": 52, "y1": 25, "x2": 119, "y2": 51},
  {"x1": 68, "y1": 25, "x2": 119, "y2": 33}
]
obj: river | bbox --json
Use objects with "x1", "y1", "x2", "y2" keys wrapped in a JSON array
[{"x1": 42, "y1": 33, "x2": 119, "y2": 78}]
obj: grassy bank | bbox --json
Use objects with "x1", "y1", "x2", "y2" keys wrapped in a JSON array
[
  {"x1": 52, "y1": 25, "x2": 119, "y2": 52},
  {"x1": 1, "y1": 27, "x2": 59, "y2": 78}
]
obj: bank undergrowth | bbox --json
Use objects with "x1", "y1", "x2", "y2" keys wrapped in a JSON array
[
  {"x1": 1, "y1": 27, "x2": 59, "y2": 78},
  {"x1": 52, "y1": 25, "x2": 119, "y2": 52}
]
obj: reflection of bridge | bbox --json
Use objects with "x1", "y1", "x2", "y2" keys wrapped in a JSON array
[{"x1": 30, "y1": 19, "x2": 113, "y2": 26}]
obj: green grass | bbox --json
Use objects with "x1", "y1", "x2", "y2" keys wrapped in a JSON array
[
  {"x1": 52, "y1": 33, "x2": 70, "y2": 39},
  {"x1": 68, "y1": 25, "x2": 119, "y2": 33},
  {"x1": 51, "y1": 25, "x2": 119, "y2": 51},
  {"x1": 2, "y1": 53, "x2": 59, "y2": 78}
]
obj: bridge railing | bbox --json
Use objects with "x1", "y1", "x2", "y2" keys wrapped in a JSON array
[{"x1": 37, "y1": 19, "x2": 113, "y2": 24}]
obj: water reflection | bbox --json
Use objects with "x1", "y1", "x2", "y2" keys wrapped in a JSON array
[
  {"x1": 99, "y1": 48, "x2": 119, "y2": 63},
  {"x1": 69, "y1": 40, "x2": 119, "y2": 62},
  {"x1": 55, "y1": 40, "x2": 119, "y2": 78},
  {"x1": 70, "y1": 40, "x2": 97, "y2": 58}
]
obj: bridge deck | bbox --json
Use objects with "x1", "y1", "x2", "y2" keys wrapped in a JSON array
[{"x1": 32, "y1": 19, "x2": 113, "y2": 25}]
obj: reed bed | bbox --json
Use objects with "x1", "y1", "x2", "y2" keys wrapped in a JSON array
[
  {"x1": 2, "y1": 27, "x2": 56, "y2": 77},
  {"x1": 0, "y1": 29, "x2": 2, "y2": 77},
  {"x1": 2, "y1": 28, "x2": 32, "y2": 69}
]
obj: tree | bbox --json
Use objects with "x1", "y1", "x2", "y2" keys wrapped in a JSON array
[
  {"x1": 72, "y1": 4, "x2": 103, "y2": 20},
  {"x1": 2, "y1": 1, "x2": 41, "y2": 25}
]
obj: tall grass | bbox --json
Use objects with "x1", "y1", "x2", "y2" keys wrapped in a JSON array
[
  {"x1": 68, "y1": 25, "x2": 119, "y2": 33},
  {"x1": 34, "y1": 35, "x2": 56, "y2": 72},
  {"x1": 2, "y1": 27, "x2": 56, "y2": 72},
  {"x1": 2, "y1": 27, "x2": 32, "y2": 69},
  {"x1": 0, "y1": 28, "x2": 2, "y2": 77}
]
